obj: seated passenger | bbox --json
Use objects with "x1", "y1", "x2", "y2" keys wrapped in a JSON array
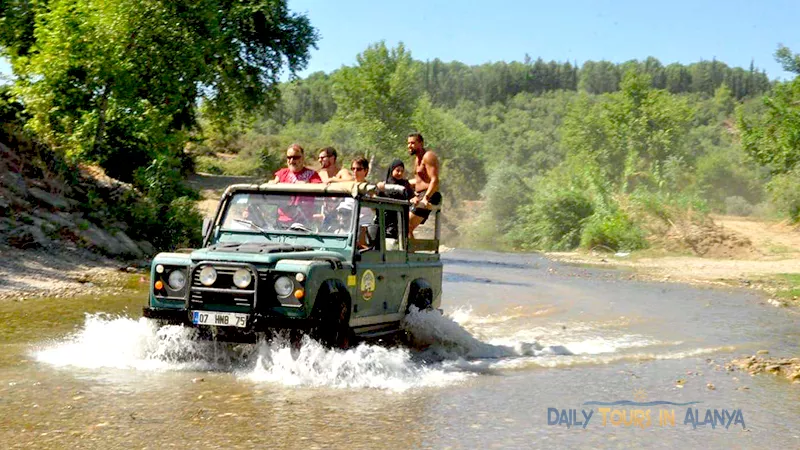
[
  {"x1": 377, "y1": 159, "x2": 413, "y2": 240},
  {"x1": 223, "y1": 200, "x2": 252, "y2": 230},
  {"x1": 377, "y1": 159, "x2": 414, "y2": 200},
  {"x1": 328, "y1": 200, "x2": 353, "y2": 234},
  {"x1": 327, "y1": 156, "x2": 369, "y2": 184}
]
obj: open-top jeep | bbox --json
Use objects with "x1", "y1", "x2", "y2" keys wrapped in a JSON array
[{"x1": 143, "y1": 181, "x2": 442, "y2": 348}]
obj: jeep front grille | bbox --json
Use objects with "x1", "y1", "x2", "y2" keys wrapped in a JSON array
[{"x1": 189, "y1": 264, "x2": 257, "y2": 308}]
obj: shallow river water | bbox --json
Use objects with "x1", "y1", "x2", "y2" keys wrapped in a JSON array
[{"x1": 1, "y1": 249, "x2": 800, "y2": 449}]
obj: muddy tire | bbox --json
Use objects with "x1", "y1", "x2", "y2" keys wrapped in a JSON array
[{"x1": 312, "y1": 292, "x2": 352, "y2": 349}]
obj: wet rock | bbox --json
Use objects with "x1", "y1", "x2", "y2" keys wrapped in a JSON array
[
  {"x1": 112, "y1": 231, "x2": 144, "y2": 258},
  {"x1": 706, "y1": 383, "x2": 715, "y2": 390},
  {"x1": 33, "y1": 210, "x2": 77, "y2": 230},
  {"x1": 79, "y1": 224, "x2": 125, "y2": 256},
  {"x1": 728, "y1": 354, "x2": 800, "y2": 383},
  {"x1": 6, "y1": 225, "x2": 50, "y2": 249},
  {"x1": 28, "y1": 187, "x2": 70, "y2": 210},
  {"x1": 0, "y1": 170, "x2": 29, "y2": 196},
  {"x1": 137, "y1": 240, "x2": 155, "y2": 256}
]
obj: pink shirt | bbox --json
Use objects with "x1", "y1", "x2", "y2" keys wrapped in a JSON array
[
  {"x1": 274, "y1": 167, "x2": 322, "y2": 184},
  {"x1": 274, "y1": 167, "x2": 321, "y2": 224}
]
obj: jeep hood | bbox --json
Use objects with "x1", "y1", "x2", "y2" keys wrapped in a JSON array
[{"x1": 189, "y1": 246, "x2": 346, "y2": 265}]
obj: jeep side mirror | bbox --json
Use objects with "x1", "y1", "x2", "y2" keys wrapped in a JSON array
[{"x1": 202, "y1": 218, "x2": 212, "y2": 238}]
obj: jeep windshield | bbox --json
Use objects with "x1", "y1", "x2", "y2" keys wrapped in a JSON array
[{"x1": 218, "y1": 191, "x2": 356, "y2": 238}]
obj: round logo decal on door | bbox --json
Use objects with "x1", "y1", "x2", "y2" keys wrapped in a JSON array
[{"x1": 360, "y1": 270, "x2": 376, "y2": 301}]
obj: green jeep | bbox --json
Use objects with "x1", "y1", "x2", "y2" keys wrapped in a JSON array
[{"x1": 143, "y1": 181, "x2": 443, "y2": 348}]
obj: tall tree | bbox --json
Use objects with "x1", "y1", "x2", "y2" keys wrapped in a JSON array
[
  {"x1": 739, "y1": 46, "x2": 800, "y2": 175},
  {"x1": 0, "y1": 0, "x2": 317, "y2": 180},
  {"x1": 330, "y1": 41, "x2": 420, "y2": 156},
  {"x1": 564, "y1": 71, "x2": 693, "y2": 192}
]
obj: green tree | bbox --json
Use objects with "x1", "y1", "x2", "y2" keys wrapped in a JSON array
[
  {"x1": 563, "y1": 71, "x2": 693, "y2": 193},
  {"x1": 411, "y1": 96, "x2": 486, "y2": 205},
  {"x1": 330, "y1": 42, "x2": 420, "y2": 156},
  {"x1": 739, "y1": 46, "x2": 800, "y2": 175},
  {"x1": 2, "y1": 0, "x2": 317, "y2": 180}
]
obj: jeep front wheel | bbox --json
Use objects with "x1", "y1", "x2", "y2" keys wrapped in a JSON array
[{"x1": 312, "y1": 293, "x2": 352, "y2": 349}]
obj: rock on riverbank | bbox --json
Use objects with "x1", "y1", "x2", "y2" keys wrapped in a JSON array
[{"x1": 726, "y1": 354, "x2": 800, "y2": 384}]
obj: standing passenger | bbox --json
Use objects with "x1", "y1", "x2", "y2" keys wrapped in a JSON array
[
  {"x1": 272, "y1": 144, "x2": 322, "y2": 184},
  {"x1": 406, "y1": 133, "x2": 441, "y2": 236},
  {"x1": 317, "y1": 147, "x2": 351, "y2": 182}
]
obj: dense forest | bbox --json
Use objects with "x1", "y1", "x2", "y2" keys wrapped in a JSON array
[
  {"x1": 2, "y1": 1, "x2": 800, "y2": 252},
  {"x1": 195, "y1": 42, "x2": 792, "y2": 252}
]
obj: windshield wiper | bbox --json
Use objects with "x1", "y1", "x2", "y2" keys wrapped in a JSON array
[{"x1": 233, "y1": 219, "x2": 273, "y2": 240}]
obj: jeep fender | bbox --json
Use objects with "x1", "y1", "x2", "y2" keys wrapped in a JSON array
[{"x1": 311, "y1": 279, "x2": 351, "y2": 317}]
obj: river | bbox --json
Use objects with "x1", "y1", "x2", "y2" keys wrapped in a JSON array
[{"x1": 1, "y1": 249, "x2": 799, "y2": 448}]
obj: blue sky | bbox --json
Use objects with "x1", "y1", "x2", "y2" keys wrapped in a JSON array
[
  {"x1": 2, "y1": 0, "x2": 798, "y2": 81},
  {"x1": 286, "y1": 0, "x2": 799, "y2": 80}
]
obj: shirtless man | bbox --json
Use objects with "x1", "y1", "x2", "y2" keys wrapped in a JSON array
[
  {"x1": 407, "y1": 133, "x2": 441, "y2": 236},
  {"x1": 317, "y1": 147, "x2": 351, "y2": 182}
]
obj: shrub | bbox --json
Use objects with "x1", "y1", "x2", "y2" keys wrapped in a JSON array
[
  {"x1": 164, "y1": 196, "x2": 203, "y2": 249},
  {"x1": 511, "y1": 189, "x2": 595, "y2": 251},
  {"x1": 766, "y1": 170, "x2": 800, "y2": 222},
  {"x1": 194, "y1": 155, "x2": 225, "y2": 175},
  {"x1": 724, "y1": 196, "x2": 754, "y2": 216},
  {"x1": 580, "y1": 209, "x2": 648, "y2": 252}
]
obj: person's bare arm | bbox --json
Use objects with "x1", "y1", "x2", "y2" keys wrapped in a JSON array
[{"x1": 422, "y1": 151, "x2": 440, "y2": 201}]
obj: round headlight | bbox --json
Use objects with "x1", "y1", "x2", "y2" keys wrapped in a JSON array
[
  {"x1": 295, "y1": 273, "x2": 305, "y2": 282},
  {"x1": 199, "y1": 266, "x2": 217, "y2": 286},
  {"x1": 233, "y1": 268, "x2": 252, "y2": 288},
  {"x1": 167, "y1": 270, "x2": 186, "y2": 290},
  {"x1": 274, "y1": 276, "x2": 294, "y2": 297},
  {"x1": 155, "y1": 264, "x2": 164, "y2": 274}
]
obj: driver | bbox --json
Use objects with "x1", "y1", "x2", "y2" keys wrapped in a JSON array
[{"x1": 224, "y1": 197, "x2": 253, "y2": 230}]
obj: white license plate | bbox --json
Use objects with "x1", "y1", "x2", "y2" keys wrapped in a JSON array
[{"x1": 192, "y1": 310, "x2": 248, "y2": 328}]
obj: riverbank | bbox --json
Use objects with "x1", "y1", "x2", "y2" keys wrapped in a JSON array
[
  {"x1": 548, "y1": 215, "x2": 800, "y2": 307},
  {"x1": 0, "y1": 244, "x2": 145, "y2": 302}
]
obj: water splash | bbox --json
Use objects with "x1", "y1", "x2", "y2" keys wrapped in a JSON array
[
  {"x1": 34, "y1": 313, "x2": 245, "y2": 371},
  {"x1": 32, "y1": 305, "x2": 707, "y2": 390},
  {"x1": 402, "y1": 307, "x2": 571, "y2": 360},
  {"x1": 243, "y1": 336, "x2": 469, "y2": 391}
]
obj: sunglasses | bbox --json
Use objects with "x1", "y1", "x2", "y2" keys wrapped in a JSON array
[{"x1": 287, "y1": 155, "x2": 302, "y2": 161}]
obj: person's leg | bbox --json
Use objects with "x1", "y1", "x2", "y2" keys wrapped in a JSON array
[{"x1": 409, "y1": 212, "x2": 424, "y2": 237}]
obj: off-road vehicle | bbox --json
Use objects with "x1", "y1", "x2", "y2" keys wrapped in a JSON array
[{"x1": 143, "y1": 181, "x2": 442, "y2": 347}]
